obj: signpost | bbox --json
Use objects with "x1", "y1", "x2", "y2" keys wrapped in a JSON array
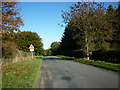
[{"x1": 29, "y1": 44, "x2": 34, "y2": 59}]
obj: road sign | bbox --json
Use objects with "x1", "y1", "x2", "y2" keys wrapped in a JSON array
[
  {"x1": 29, "y1": 44, "x2": 34, "y2": 49},
  {"x1": 29, "y1": 44, "x2": 34, "y2": 59},
  {"x1": 29, "y1": 44, "x2": 34, "y2": 51},
  {"x1": 30, "y1": 49, "x2": 34, "y2": 51}
]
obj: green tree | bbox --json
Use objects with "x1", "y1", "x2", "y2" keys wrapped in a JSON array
[
  {"x1": 61, "y1": 2, "x2": 113, "y2": 59},
  {"x1": 105, "y1": 5, "x2": 120, "y2": 49},
  {"x1": 15, "y1": 31, "x2": 43, "y2": 55},
  {"x1": 107, "y1": 5, "x2": 115, "y2": 13},
  {"x1": 112, "y1": 4, "x2": 120, "y2": 49},
  {"x1": 58, "y1": 26, "x2": 77, "y2": 56},
  {"x1": 50, "y1": 42, "x2": 60, "y2": 55},
  {"x1": 44, "y1": 49, "x2": 52, "y2": 55},
  {"x1": 116, "y1": 4, "x2": 120, "y2": 49}
]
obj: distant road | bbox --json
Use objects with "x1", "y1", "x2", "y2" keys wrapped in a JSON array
[{"x1": 38, "y1": 56, "x2": 118, "y2": 88}]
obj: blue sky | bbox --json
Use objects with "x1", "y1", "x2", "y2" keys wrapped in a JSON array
[
  {"x1": 19, "y1": 2, "x2": 119, "y2": 49},
  {"x1": 18, "y1": 0, "x2": 119, "y2": 2}
]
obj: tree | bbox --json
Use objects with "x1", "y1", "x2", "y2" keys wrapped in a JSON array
[
  {"x1": 15, "y1": 31, "x2": 43, "y2": 55},
  {"x1": 105, "y1": 5, "x2": 120, "y2": 49},
  {"x1": 107, "y1": 5, "x2": 115, "y2": 14},
  {"x1": 2, "y1": 1, "x2": 24, "y2": 59},
  {"x1": 61, "y1": 2, "x2": 113, "y2": 59},
  {"x1": 2, "y1": 2, "x2": 24, "y2": 41},
  {"x1": 58, "y1": 26, "x2": 77, "y2": 56},
  {"x1": 44, "y1": 49, "x2": 52, "y2": 55},
  {"x1": 50, "y1": 42, "x2": 60, "y2": 55},
  {"x1": 112, "y1": 4, "x2": 120, "y2": 49}
]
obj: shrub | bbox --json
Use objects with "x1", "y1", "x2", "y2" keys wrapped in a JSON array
[
  {"x1": 92, "y1": 49, "x2": 120, "y2": 63},
  {"x1": 59, "y1": 50, "x2": 73, "y2": 56},
  {"x1": 72, "y1": 49, "x2": 86, "y2": 58},
  {"x1": 2, "y1": 42, "x2": 17, "y2": 59}
]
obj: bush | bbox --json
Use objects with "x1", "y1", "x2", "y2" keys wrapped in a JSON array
[
  {"x1": 58, "y1": 49, "x2": 86, "y2": 58},
  {"x1": 92, "y1": 49, "x2": 120, "y2": 63},
  {"x1": 72, "y1": 49, "x2": 86, "y2": 58},
  {"x1": 2, "y1": 42, "x2": 33, "y2": 64},
  {"x1": 58, "y1": 50, "x2": 73, "y2": 56},
  {"x1": 2, "y1": 42, "x2": 17, "y2": 59}
]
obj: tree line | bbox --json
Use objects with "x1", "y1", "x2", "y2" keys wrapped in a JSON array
[
  {"x1": 2, "y1": 2, "x2": 43, "y2": 60},
  {"x1": 50, "y1": 2, "x2": 120, "y2": 63}
]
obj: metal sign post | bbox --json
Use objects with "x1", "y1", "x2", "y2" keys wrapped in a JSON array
[
  {"x1": 29, "y1": 44, "x2": 34, "y2": 59},
  {"x1": 32, "y1": 51, "x2": 33, "y2": 59}
]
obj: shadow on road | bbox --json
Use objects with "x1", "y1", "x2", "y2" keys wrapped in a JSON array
[{"x1": 43, "y1": 56, "x2": 72, "y2": 61}]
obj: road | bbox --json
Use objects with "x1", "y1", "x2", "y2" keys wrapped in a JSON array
[{"x1": 38, "y1": 56, "x2": 118, "y2": 88}]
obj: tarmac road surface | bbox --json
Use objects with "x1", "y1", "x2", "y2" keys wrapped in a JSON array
[{"x1": 38, "y1": 56, "x2": 118, "y2": 88}]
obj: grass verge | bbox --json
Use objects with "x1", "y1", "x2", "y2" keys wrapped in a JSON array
[
  {"x1": 57, "y1": 55, "x2": 120, "y2": 72},
  {"x1": 2, "y1": 56, "x2": 42, "y2": 88}
]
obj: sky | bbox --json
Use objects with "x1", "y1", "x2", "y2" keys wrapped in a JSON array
[{"x1": 19, "y1": 2, "x2": 119, "y2": 49}]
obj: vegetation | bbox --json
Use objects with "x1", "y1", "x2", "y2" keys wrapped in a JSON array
[
  {"x1": 2, "y1": 2, "x2": 44, "y2": 88},
  {"x1": 58, "y1": 27, "x2": 77, "y2": 56},
  {"x1": 57, "y1": 55, "x2": 120, "y2": 72},
  {"x1": 56, "y1": 2, "x2": 120, "y2": 63},
  {"x1": 91, "y1": 49, "x2": 120, "y2": 63},
  {"x1": 2, "y1": 2, "x2": 44, "y2": 61},
  {"x1": 2, "y1": 2, "x2": 24, "y2": 60},
  {"x1": 50, "y1": 42, "x2": 60, "y2": 55},
  {"x1": 14, "y1": 31, "x2": 43, "y2": 55},
  {"x1": 44, "y1": 49, "x2": 52, "y2": 55},
  {"x1": 2, "y1": 2, "x2": 24, "y2": 40},
  {"x1": 2, "y1": 56, "x2": 42, "y2": 88},
  {"x1": 2, "y1": 42, "x2": 17, "y2": 59}
]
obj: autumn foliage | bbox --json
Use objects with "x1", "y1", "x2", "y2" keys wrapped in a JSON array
[
  {"x1": 2, "y1": 2, "x2": 24, "y2": 40},
  {"x1": 2, "y1": 2, "x2": 43, "y2": 61}
]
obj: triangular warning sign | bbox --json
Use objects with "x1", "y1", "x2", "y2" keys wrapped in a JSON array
[{"x1": 29, "y1": 44, "x2": 34, "y2": 49}]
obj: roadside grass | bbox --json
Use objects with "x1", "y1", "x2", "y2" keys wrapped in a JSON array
[
  {"x1": 57, "y1": 55, "x2": 120, "y2": 72},
  {"x1": 57, "y1": 55, "x2": 75, "y2": 60},
  {"x1": 2, "y1": 56, "x2": 43, "y2": 88}
]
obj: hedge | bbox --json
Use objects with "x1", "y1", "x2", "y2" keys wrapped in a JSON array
[{"x1": 91, "y1": 50, "x2": 120, "y2": 63}]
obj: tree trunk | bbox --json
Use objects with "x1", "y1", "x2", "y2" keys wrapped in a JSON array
[{"x1": 85, "y1": 30, "x2": 89, "y2": 60}]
